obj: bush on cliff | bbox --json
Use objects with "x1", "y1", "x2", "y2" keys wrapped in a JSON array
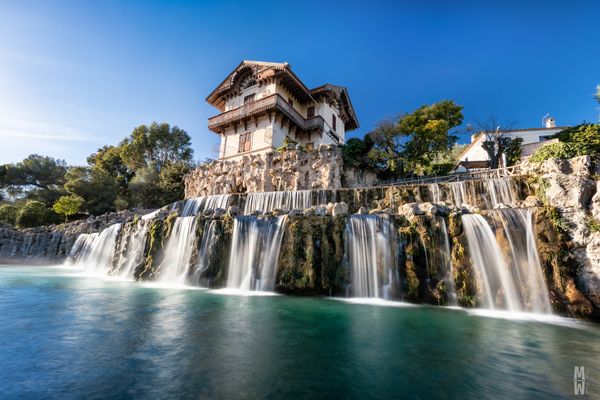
[
  {"x1": 0, "y1": 204, "x2": 18, "y2": 225},
  {"x1": 529, "y1": 142, "x2": 589, "y2": 163},
  {"x1": 16, "y1": 200, "x2": 59, "y2": 228}
]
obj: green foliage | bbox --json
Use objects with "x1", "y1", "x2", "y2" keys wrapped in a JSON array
[
  {"x1": 529, "y1": 142, "x2": 589, "y2": 163},
  {"x1": 588, "y1": 217, "x2": 600, "y2": 233},
  {"x1": 16, "y1": 200, "x2": 58, "y2": 228},
  {"x1": 504, "y1": 137, "x2": 523, "y2": 166},
  {"x1": 120, "y1": 122, "x2": 193, "y2": 171},
  {"x1": 341, "y1": 135, "x2": 375, "y2": 171},
  {"x1": 158, "y1": 162, "x2": 191, "y2": 205},
  {"x1": 52, "y1": 195, "x2": 85, "y2": 223},
  {"x1": 367, "y1": 100, "x2": 463, "y2": 178},
  {"x1": 275, "y1": 136, "x2": 300, "y2": 152},
  {"x1": 553, "y1": 123, "x2": 600, "y2": 152},
  {"x1": 128, "y1": 166, "x2": 162, "y2": 208},
  {"x1": 64, "y1": 167, "x2": 118, "y2": 215},
  {"x1": 0, "y1": 204, "x2": 18, "y2": 225},
  {"x1": 0, "y1": 154, "x2": 67, "y2": 204}
]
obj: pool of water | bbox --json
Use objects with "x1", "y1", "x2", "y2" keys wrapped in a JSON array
[{"x1": 1, "y1": 265, "x2": 599, "y2": 399}]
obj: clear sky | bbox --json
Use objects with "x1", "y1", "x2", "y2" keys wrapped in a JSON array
[{"x1": 1, "y1": 0, "x2": 599, "y2": 165}]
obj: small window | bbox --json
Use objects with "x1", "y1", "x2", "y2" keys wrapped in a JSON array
[
  {"x1": 307, "y1": 106, "x2": 315, "y2": 118},
  {"x1": 332, "y1": 114, "x2": 336, "y2": 131},
  {"x1": 244, "y1": 94, "x2": 255, "y2": 104},
  {"x1": 238, "y1": 132, "x2": 252, "y2": 153},
  {"x1": 288, "y1": 98, "x2": 294, "y2": 107},
  {"x1": 539, "y1": 135, "x2": 551, "y2": 141}
]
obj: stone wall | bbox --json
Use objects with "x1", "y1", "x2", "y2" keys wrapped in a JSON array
[{"x1": 185, "y1": 145, "x2": 353, "y2": 197}]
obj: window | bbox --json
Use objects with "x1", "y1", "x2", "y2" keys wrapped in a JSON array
[
  {"x1": 307, "y1": 106, "x2": 315, "y2": 118},
  {"x1": 539, "y1": 135, "x2": 551, "y2": 141},
  {"x1": 244, "y1": 94, "x2": 255, "y2": 104},
  {"x1": 306, "y1": 142, "x2": 314, "y2": 151},
  {"x1": 288, "y1": 98, "x2": 294, "y2": 108},
  {"x1": 332, "y1": 114, "x2": 336, "y2": 131},
  {"x1": 239, "y1": 132, "x2": 252, "y2": 153}
]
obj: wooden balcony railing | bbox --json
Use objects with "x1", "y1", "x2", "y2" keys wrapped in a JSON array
[{"x1": 208, "y1": 94, "x2": 325, "y2": 133}]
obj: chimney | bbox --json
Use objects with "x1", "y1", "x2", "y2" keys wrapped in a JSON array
[{"x1": 544, "y1": 116, "x2": 556, "y2": 128}]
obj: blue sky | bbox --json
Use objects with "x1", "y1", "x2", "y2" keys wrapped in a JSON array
[{"x1": 1, "y1": 0, "x2": 599, "y2": 165}]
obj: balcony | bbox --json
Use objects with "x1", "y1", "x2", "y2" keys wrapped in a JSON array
[{"x1": 208, "y1": 94, "x2": 325, "y2": 134}]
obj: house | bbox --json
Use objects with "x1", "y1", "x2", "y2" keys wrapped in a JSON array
[
  {"x1": 455, "y1": 116, "x2": 567, "y2": 172},
  {"x1": 206, "y1": 61, "x2": 359, "y2": 160}
]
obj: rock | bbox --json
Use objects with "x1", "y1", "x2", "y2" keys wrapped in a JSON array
[
  {"x1": 272, "y1": 208, "x2": 286, "y2": 216},
  {"x1": 331, "y1": 202, "x2": 349, "y2": 217},
  {"x1": 227, "y1": 205, "x2": 239, "y2": 216},
  {"x1": 251, "y1": 210, "x2": 263, "y2": 216},
  {"x1": 202, "y1": 209, "x2": 215, "y2": 217},
  {"x1": 522, "y1": 196, "x2": 542, "y2": 208},
  {"x1": 358, "y1": 206, "x2": 369, "y2": 215},
  {"x1": 460, "y1": 204, "x2": 479, "y2": 214},
  {"x1": 314, "y1": 206, "x2": 327, "y2": 217},
  {"x1": 397, "y1": 203, "x2": 423, "y2": 217},
  {"x1": 303, "y1": 207, "x2": 315, "y2": 216},
  {"x1": 418, "y1": 202, "x2": 437, "y2": 215},
  {"x1": 213, "y1": 208, "x2": 226, "y2": 218},
  {"x1": 288, "y1": 209, "x2": 304, "y2": 217}
]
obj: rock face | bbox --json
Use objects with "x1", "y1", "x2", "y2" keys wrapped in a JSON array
[
  {"x1": 521, "y1": 156, "x2": 600, "y2": 314},
  {"x1": 184, "y1": 145, "x2": 374, "y2": 197},
  {"x1": 0, "y1": 210, "x2": 141, "y2": 264}
]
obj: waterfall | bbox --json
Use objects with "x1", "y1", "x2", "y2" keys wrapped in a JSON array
[
  {"x1": 462, "y1": 210, "x2": 551, "y2": 313},
  {"x1": 114, "y1": 221, "x2": 148, "y2": 279},
  {"x1": 344, "y1": 215, "x2": 396, "y2": 299},
  {"x1": 428, "y1": 184, "x2": 441, "y2": 203},
  {"x1": 191, "y1": 220, "x2": 218, "y2": 286},
  {"x1": 486, "y1": 177, "x2": 515, "y2": 208},
  {"x1": 494, "y1": 209, "x2": 552, "y2": 313},
  {"x1": 66, "y1": 233, "x2": 99, "y2": 265},
  {"x1": 243, "y1": 191, "x2": 313, "y2": 214},
  {"x1": 226, "y1": 216, "x2": 287, "y2": 291},
  {"x1": 449, "y1": 182, "x2": 468, "y2": 206},
  {"x1": 158, "y1": 216, "x2": 198, "y2": 284},
  {"x1": 182, "y1": 195, "x2": 231, "y2": 216},
  {"x1": 71, "y1": 224, "x2": 122, "y2": 275},
  {"x1": 438, "y1": 217, "x2": 457, "y2": 305}
]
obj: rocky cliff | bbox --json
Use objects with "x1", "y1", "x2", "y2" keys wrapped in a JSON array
[{"x1": 0, "y1": 210, "x2": 141, "y2": 264}]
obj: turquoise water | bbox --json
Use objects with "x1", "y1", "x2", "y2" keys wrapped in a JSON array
[{"x1": 1, "y1": 266, "x2": 599, "y2": 399}]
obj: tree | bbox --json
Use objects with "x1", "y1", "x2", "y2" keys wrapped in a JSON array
[
  {"x1": 475, "y1": 115, "x2": 521, "y2": 169},
  {"x1": 87, "y1": 145, "x2": 131, "y2": 195},
  {"x1": 128, "y1": 166, "x2": 162, "y2": 208},
  {"x1": 16, "y1": 200, "x2": 58, "y2": 228},
  {"x1": 53, "y1": 195, "x2": 85, "y2": 223},
  {"x1": 367, "y1": 100, "x2": 463, "y2": 178},
  {"x1": 341, "y1": 135, "x2": 375, "y2": 171},
  {"x1": 119, "y1": 122, "x2": 193, "y2": 171},
  {"x1": 0, "y1": 204, "x2": 18, "y2": 225},
  {"x1": 0, "y1": 154, "x2": 67, "y2": 204},
  {"x1": 158, "y1": 161, "x2": 192, "y2": 205},
  {"x1": 529, "y1": 142, "x2": 589, "y2": 163},
  {"x1": 553, "y1": 123, "x2": 600, "y2": 153},
  {"x1": 64, "y1": 167, "x2": 118, "y2": 215}
]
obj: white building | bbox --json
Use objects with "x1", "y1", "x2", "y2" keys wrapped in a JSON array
[
  {"x1": 206, "y1": 61, "x2": 359, "y2": 160},
  {"x1": 455, "y1": 116, "x2": 567, "y2": 172}
]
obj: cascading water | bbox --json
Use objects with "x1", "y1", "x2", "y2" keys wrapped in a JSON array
[
  {"x1": 113, "y1": 221, "x2": 148, "y2": 279},
  {"x1": 71, "y1": 224, "x2": 122, "y2": 275},
  {"x1": 486, "y1": 177, "x2": 515, "y2": 208},
  {"x1": 493, "y1": 208, "x2": 552, "y2": 313},
  {"x1": 243, "y1": 191, "x2": 313, "y2": 214},
  {"x1": 226, "y1": 216, "x2": 287, "y2": 291},
  {"x1": 449, "y1": 181, "x2": 468, "y2": 206},
  {"x1": 437, "y1": 217, "x2": 457, "y2": 305},
  {"x1": 158, "y1": 216, "x2": 198, "y2": 284},
  {"x1": 428, "y1": 184, "x2": 441, "y2": 203},
  {"x1": 66, "y1": 233, "x2": 99, "y2": 265},
  {"x1": 182, "y1": 195, "x2": 231, "y2": 216},
  {"x1": 191, "y1": 220, "x2": 218, "y2": 286},
  {"x1": 344, "y1": 215, "x2": 396, "y2": 299},
  {"x1": 462, "y1": 210, "x2": 551, "y2": 313}
]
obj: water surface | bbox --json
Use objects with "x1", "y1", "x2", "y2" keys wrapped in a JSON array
[{"x1": 1, "y1": 265, "x2": 598, "y2": 399}]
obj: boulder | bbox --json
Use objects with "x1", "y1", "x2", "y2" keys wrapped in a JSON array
[
  {"x1": 398, "y1": 203, "x2": 423, "y2": 218},
  {"x1": 331, "y1": 202, "x2": 349, "y2": 217}
]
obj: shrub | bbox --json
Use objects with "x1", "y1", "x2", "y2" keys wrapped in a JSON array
[
  {"x1": 0, "y1": 204, "x2": 18, "y2": 225},
  {"x1": 16, "y1": 200, "x2": 58, "y2": 228},
  {"x1": 529, "y1": 142, "x2": 589, "y2": 163}
]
